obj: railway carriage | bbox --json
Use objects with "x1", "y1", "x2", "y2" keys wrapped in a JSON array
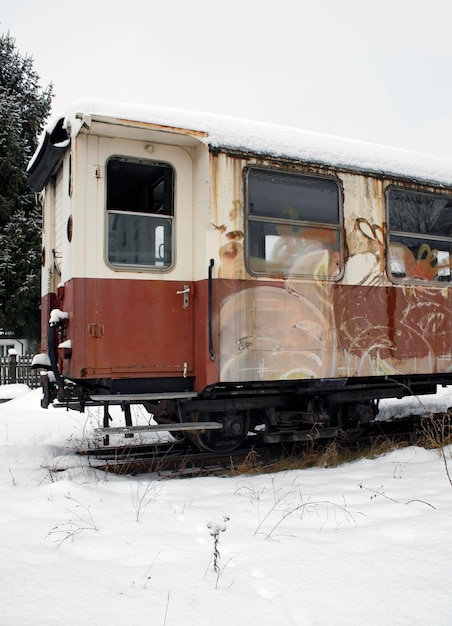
[{"x1": 29, "y1": 102, "x2": 452, "y2": 450}]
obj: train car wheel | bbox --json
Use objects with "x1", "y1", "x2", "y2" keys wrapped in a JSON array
[{"x1": 190, "y1": 411, "x2": 249, "y2": 453}]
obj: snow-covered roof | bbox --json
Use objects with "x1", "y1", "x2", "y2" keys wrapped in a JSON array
[{"x1": 34, "y1": 99, "x2": 452, "y2": 190}]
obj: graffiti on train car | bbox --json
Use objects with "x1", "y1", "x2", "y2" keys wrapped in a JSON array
[{"x1": 217, "y1": 211, "x2": 452, "y2": 383}]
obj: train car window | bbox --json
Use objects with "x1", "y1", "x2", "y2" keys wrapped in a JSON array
[
  {"x1": 246, "y1": 168, "x2": 342, "y2": 278},
  {"x1": 106, "y1": 158, "x2": 174, "y2": 268},
  {"x1": 387, "y1": 188, "x2": 452, "y2": 283}
]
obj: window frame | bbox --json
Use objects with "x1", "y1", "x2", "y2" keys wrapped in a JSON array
[
  {"x1": 105, "y1": 155, "x2": 175, "y2": 272},
  {"x1": 245, "y1": 167, "x2": 344, "y2": 280},
  {"x1": 386, "y1": 186, "x2": 452, "y2": 285}
]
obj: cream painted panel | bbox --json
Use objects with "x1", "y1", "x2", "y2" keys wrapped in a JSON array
[
  {"x1": 192, "y1": 144, "x2": 211, "y2": 282},
  {"x1": 41, "y1": 181, "x2": 54, "y2": 297},
  {"x1": 42, "y1": 152, "x2": 73, "y2": 294},
  {"x1": 72, "y1": 135, "x2": 195, "y2": 281},
  {"x1": 57, "y1": 151, "x2": 74, "y2": 286},
  {"x1": 69, "y1": 133, "x2": 99, "y2": 281}
]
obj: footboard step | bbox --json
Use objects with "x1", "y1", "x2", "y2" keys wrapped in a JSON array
[
  {"x1": 90, "y1": 392, "x2": 198, "y2": 404},
  {"x1": 94, "y1": 422, "x2": 223, "y2": 435}
]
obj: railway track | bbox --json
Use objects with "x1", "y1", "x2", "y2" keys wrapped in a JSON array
[
  {"x1": 79, "y1": 427, "x2": 303, "y2": 475},
  {"x1": 79, "y1": 441, "x2": 270, "y2": 476},
  {"x1": 78, "y1": 412, "x2": 451, "y2": 476}
]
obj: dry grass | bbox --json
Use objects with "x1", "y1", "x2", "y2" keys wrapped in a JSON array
[
  {"x1": 230, "y1": 412, "x2": 452, "y2": 478},
  {"x1": 229, "y1": 436, "x2": 408, "y2": 476},
  {"x1": 418, "y1": 411, "x2": 452, "y2": 450},
  {"x1": 418, "y1": 412, "x2": 452, "y2": 487}
]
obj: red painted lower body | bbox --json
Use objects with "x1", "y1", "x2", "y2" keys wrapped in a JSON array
[
  {"x1": 41, "y1": 276, "x2": 452, "y2": 394},
  {"x1": 42, "y1": 277, "x2": 220, "y2": 392}
]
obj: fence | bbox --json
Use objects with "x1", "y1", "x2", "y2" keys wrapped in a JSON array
[{"x1": 0, "y1": 354, "x2": 40, "y2": 389}]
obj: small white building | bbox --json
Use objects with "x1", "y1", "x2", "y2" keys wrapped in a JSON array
[{"x1": 0, "y1": 334, "x2": 29, "y2": 357}]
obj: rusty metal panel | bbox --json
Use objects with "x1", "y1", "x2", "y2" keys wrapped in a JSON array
[{"x1": 60, "y1": 277, "x2": 194, "y2": 380}]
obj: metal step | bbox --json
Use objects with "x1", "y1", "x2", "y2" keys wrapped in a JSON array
[
  {"x1": 90, "y1": 391, "x2": 198, "y2": 405},
  {"x1": 94, "y1": 421, "x2": 222, "y2": 436}
]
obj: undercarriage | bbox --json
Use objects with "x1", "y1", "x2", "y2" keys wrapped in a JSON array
[{"x1": 35, "y1": 369, "x2": 447, "y2": 452}]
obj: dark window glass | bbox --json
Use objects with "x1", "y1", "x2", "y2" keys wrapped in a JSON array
[
  {"x1": 246, "y1": 168, "x2": 342, "y2": 278},
  {"x1": 387, "y1": 188, "x2": 452, "y2": 283},
  {"x1": 106, "y1": 158, "x2": 174, "y2": 268}
]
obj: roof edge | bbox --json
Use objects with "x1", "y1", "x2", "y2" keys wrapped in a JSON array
[{"x1": 27, "y1": 118, "x2": 70, "y2": 192}]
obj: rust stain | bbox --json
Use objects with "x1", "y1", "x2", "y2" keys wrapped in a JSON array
[
  {"x1": 116, "y1": 118, "x2": 208, "y2": 139},
  {"x1": 218, "y1": 241, "x2": 246, "y2": 279},
  {"x1": 229, "y1": 199, "x2": 240, "y2": 222},
  {"x1": 220, "y1": 241, "x2": 241, "y2": 260},
  {"x1": 226, "y1": 230, "x2": 244, "y2": 241},
  {"x1": 209, "y1": 153, "x2": 222, "y2": 227},
  {"x1": 386, "y1": 287, "x2": 396, "y2": 354},
  {"x1": 211, "y1": 222, "x2": 227, "y2": 233}
]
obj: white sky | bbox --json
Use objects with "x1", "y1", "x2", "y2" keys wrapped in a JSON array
[{"x1": 2, "y1": 0, "x2": 452, "y2": 159}]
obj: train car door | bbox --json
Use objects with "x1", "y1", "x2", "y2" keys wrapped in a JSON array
[{"x1": 79, "y1": 135, "x2": 195, "y2": 386}]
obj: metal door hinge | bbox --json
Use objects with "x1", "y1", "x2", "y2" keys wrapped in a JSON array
[{"x1": 88, "y1": 323, "x2": 104, "y2": 338}]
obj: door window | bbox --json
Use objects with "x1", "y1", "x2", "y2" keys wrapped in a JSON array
[{"x1": 106, "y1": 158, "x2": 174, "y2": 268}]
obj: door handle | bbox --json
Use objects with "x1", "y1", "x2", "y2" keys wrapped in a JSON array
[{"x1": 176, "y1": 285, "x2": 190, "y2": 308}]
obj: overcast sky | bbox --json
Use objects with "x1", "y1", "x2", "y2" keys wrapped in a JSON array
[{"x1": 2, "y1": 0, "x2": 452, "y2": 159}]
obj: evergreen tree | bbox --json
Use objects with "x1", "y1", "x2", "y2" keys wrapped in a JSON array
[
  {"x1": 0, "y1": 207, "x2": 42, "y2": 341},
  {"x1": 0, "y1": 32, "x2": 53, "y2": 341}
]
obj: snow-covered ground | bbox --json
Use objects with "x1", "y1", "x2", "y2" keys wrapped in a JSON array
[{"x1": 1, "y1": 384, "x2": 452, "y2": 626}]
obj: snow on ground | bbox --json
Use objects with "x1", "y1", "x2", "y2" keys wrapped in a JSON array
[{"x1": 1, "y1": 386, "x2": 452, "y2": 626}]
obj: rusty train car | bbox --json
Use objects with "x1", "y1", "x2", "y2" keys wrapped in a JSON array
[{"x1": 28, "y1": 102, "x2": 452, "y2": 451}]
